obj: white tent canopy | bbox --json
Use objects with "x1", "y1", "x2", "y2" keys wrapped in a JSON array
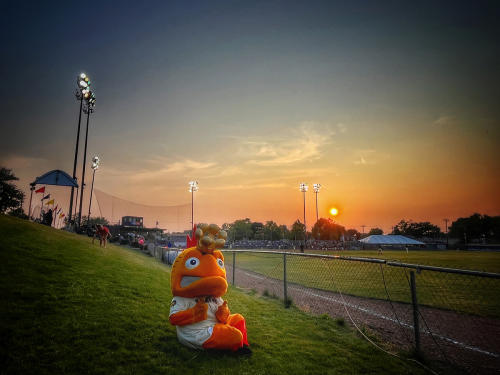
[{"x1": 359, "y1": 235, "x2": 424, "y2": 245}]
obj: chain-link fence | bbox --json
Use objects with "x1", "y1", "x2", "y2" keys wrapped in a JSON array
[
  {"x1": 222, "y1": 250, "x2": 500, "y2": 374},
  {"x1": 144, "y1": 245, "x2": 499, "y2": 373}
]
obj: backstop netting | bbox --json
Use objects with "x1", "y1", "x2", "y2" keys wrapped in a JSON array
[{"x1": 93, "y1": 189, "x2": 191, "y2": 232}]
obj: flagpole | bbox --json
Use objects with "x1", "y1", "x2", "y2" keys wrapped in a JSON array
[
  {"x1": 28, "y1": 183, "x2": 35, "y2": 220},
  {"x1": 52, "y1": 205, "x2": 57, "y2": 226}
]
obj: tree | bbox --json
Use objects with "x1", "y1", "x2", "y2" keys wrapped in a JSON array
[
  {"x1": 228, "y1": 218, "x2": 253, "y2": 240},
  {"x1": 392, "y1": 219, "x2": 441, "y2": 238},
  {"x1": 368, "y1": 228, "x2": 383, "y2": 235},
  {"x1": 0, "y1": 167, "x2": 25, "y2": 214},
  {"x1": 8, "y1": 207, "x2": 28, "y2": 219},
  {"x1": 278, "y1": 224, "x2": 290, "y2": 240},
  {"x1": 346, "y1": 228, "x2": 361, "y2": 240},
  {"x1": 251, "y1": 222, "x2": 264, "y2": 240},
  {"x1": 311, "y1": 218, "x2": 346, "y2": 240},
  {"x1": 449, "y1": 214, "x2": 500, "y2": 242},
  {"x1": 290, "y1": 220, "x2": 306, "y2": 241},
  {"x1": 263, "y1": 221, "x2": 281, "y2": 241}
]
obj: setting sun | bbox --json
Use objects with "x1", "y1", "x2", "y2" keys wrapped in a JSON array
[{"x1": 329, "y1": 207, "x2": 339, "y2": 216}]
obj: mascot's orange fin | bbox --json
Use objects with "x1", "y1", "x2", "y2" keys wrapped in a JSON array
[
  {"x1": 186, "y1": 224, "x2": 198, "y2": 248},
  {"x1": 170, "y1": 309, "x2": 197, "y2": 326},
  {"x1": 170, "y1": 300, "x2": 207, "y2": 326}
]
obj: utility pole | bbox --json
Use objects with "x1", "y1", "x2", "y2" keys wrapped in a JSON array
[
  {"x1": 360, "y1": 225, "x2": 366, "y2": 250},
  {"x1": 443, "y1": 218, "x2": 449, "y2": 249}
]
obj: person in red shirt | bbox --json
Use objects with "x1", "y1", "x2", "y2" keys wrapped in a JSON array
[{"x1": 93, "y1": 224, "x2": 111, "y2": 248}]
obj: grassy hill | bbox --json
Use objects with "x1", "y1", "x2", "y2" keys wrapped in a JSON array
[{"x1": 0, "y1": 215, "x2": 425, "y2": 374}]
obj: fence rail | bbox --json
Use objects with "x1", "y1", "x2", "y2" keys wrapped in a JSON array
[{"x1": 143, "y1": 245, "x2": 500, "y2": 374}]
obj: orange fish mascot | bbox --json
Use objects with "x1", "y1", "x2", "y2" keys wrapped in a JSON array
[{"x1": 169, "y1": 223, "x2": 251, "y2": 353}]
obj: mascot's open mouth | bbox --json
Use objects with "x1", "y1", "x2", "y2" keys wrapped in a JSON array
[{"x1": 180, "y1": 276, "x2": 201, "y2": 287}]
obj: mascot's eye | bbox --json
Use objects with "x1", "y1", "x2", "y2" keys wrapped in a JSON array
[
  {"x1": 185, "y1": 257, "x2": 200, "y2": 269},
  {"x1": 217, "y1": 259, "x2": 224, "y2": 269}
]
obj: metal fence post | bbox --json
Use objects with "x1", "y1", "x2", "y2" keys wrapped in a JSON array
[
  {"x1": 283, "y1": 253, "x2": 288, "y2": 307},
  {"x1": 410, "y1": 271, "x2": 421, "y2": 358},
  {"x1": 232, "y1": 251, "x2": 235, "y2": 286}
]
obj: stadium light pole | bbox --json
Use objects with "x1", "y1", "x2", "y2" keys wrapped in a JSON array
[
  {"x1": 87, "y1": 156, "x2": 100, "y2": 223},
  {"x1": 189, "y1": 181, "x2": 198, "y2": 229},
  {"x1": 74, "y1": 186, "x2": 79, "y2": 219},
  {"x1": 299, "y1": 182, "x2": 308, "y2": 249},
  {"x1": 313, "y1": 183, "x2": 321, "y2": 223},
  {"x1": 78, "y1": 91, "x2": 96, "y2": 227},
  {"x1": 69, "y1": 73, "x2": 91, "y2": 227}
]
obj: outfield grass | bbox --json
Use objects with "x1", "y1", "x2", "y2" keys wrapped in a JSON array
[
  {"x1": 0, "y1": 215, "x2": 426, "y2": 375},
  {"x1": 306, "y1": 249, "x2": 500, "y2": 273},
  {"x1": 229, "y1": 250, "x2": 500, "y2": 318}
]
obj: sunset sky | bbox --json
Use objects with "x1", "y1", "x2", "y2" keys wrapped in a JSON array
[{"x1": 1, "y1": 1, "x2": 499, "y2": 232}]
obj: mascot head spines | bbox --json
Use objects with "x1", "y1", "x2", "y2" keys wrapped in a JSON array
[{"x1": 195, "y1": 223, "x2": 227, "y2": 254}]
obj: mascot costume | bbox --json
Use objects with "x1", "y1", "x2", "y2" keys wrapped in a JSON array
[{"x1": 169, "y1": 224, "x2": 250, "y2": 353}]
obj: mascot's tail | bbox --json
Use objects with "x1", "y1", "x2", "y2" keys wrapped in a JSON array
[{"x1": 186, "y1": 224, "x2": 198, "y2": 249}]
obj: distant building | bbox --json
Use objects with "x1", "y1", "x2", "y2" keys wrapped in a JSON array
[
  {"x1": 122, "y1": 216, "x2": 144, "y2": 228},
  {"x1": 359, "y1": 235, "x2": 425, "y2": 249}
]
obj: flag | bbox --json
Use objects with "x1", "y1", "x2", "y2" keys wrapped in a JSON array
[
  {"x1": 59, "y1": 213, "x2": 65, "y2": 218},
  {"x1": 35, "y1": 186, "x2": 45, "y2": 194},
  {"x1": 54, "y1": 205, "x2": 58, "y2": 211},
  {"x1": 42, "y1": 194, "x2": 50, "y2": 200},
  {"x1": 46, "y1": 199, "x2": 55, "y2": 206}
]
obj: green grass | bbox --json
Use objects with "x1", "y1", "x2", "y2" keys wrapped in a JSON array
[
  {"x1": 305, "y1": 249, "x2": 500, "y2": 272},
  {"x1": 229, "y1": 250, "x2": 500, "y2": 318},
  {"x1": 0, "y1": 215, "x2": 426, "y2": 374}
]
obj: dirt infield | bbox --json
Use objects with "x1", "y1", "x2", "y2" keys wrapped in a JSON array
[{"x1": 227, "y1": 265, "x2": 500, "y2": 374}]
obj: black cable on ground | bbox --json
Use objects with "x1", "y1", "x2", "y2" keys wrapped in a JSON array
[
  {"x1": 328, "y1": 266, "x2": 440, "y2": 375},
  {"x1": 379, "y1": 263, "x2": 414, "y2": 344}
]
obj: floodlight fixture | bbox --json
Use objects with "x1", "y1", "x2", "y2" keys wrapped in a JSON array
[
  {"x1": 88, "y1": 155, "x2": 100, "y2": 223},
  {"x1": 84, "y1": 91, "x2": 96, "y2": 113},
  {"x1": 313, "y1": 183, "x2": 321, "y2": 193},
  {"x1": 299, "y1": 182, "x2": 308, "y2": 192},
  {"x1": 189, "y1": 180, "x2": 199, "y2": 193},
  {"x1": 77, "y1": 73, "x2": 91, "y2": 91},
  {"x1": 91, "y1": 155, "x2": 100, "y2": 170}
]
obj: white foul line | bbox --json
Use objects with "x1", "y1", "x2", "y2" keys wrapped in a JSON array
[{"x1": 288, "y1": 286, "x2": 499, "y2": 358}]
